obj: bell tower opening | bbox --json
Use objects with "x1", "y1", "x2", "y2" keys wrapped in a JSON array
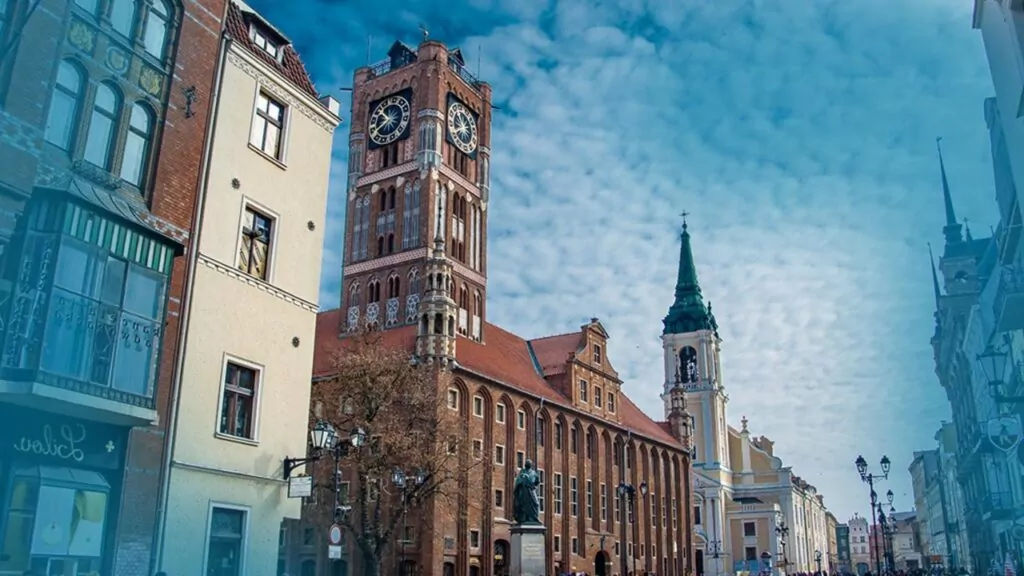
[{"x1": 340, "y1": 38, "x2": 493, "y2": 343}]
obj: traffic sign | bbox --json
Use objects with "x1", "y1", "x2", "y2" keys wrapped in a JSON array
[{"x1": 329, "y1": 523, "x2": 343, "y2": 545}]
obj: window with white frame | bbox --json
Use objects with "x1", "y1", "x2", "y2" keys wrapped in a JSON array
[
  {"x1": 250, "y1": 26, "x2": 279, "y2": 59},
  {"x1": 600, "y1": 483, "x2": 607, "y2": 521},
  {"x1": 586, "y1": 480, "x2": 593, "y2": 519},
  {"x1": 494, "y1": 445, "x2": 505, "y2": 465},
  {"x1": 516, "y1": 409, "x2": 526, "y2": 429},
  {"x1": 447, "y1": 388, "x2": 459, "y2": 410},
  {"x1": 570, "y1": 477, "x2": 578, "y2": 516},
  {"x1": 472, "y1": 439, "x2": 482, "y2": 460},
  {"x1": 250, "y1": 91, "x2": 286, "y2": 160},
  {"x1": 496, "y1": 403, "x2": 506, "y2": 424},
  {"x1": 238, "y1": 205, "x2": 274, "y2": 281},
  {"x1": 553, "y1": 473, "x2": 563, "y2": 515},
  {"x1": 473, "y1": 395, "x2": 483, "y2": 417},
  {"x1": 579, "y1": 379, "x2": 588, "y2": 402},
  {"x1": 219, "y1": 361, "x2": 259, "y2": 440},
  {"x1": 207, "y1": 507, "x2": 246, "y2": 576}
]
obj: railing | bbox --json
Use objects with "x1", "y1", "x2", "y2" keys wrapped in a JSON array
[{"x1": 448, "y1": 56, "x2": 481, "y2": 89}]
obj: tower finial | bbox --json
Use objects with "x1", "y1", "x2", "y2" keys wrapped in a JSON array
[
  {"x1": 680, "y1": 210, "x2": 690, "y2": 232},
  {"x1": 936, "y1": 137, "x2": 963, "y2": 245},
  {"x1": 419, "y1": 23, "x2": 429, "y2": 41}
]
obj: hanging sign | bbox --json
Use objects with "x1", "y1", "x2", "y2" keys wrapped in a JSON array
[
  {"x1": 287, "y1": 475, "x2": 313, "y2": 499},
  {"x1": 987, "y1": 415, "x2": 1023, "y2": 454}
]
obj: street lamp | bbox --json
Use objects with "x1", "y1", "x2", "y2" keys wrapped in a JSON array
[
  {"x1": 815, "y1": 550, "x2": 823, "y2": 576},
  {"x1": 762, "y1": 551, "x2": 773, "y2": 575},
  {"x1": 854, "y1": 455, "x2": 890, "y2": 576},
  {"x1": 977, "y1": 343, "x2": 1024, "y2": 404},
  {"x1": 284, "y1": 422, "x2": 366, "y2": 479},
  {"x1": 391, "y1": 467, "x2": 427, "y2": 574},
  {"x1": 775, "y1": 510, "x2": 790, "y2": 574},
  {"x1": 618, "y1": 482, "x2": 639, "y2": 576}
]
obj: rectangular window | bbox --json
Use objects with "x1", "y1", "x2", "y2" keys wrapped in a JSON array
[
  {"x1": 570, "y1": 477, "x2": 578, "y2": 517},
  {"x1": 586, "y1": 480, "x2": 593, "y2": 519},
  {"x1": 447, "y1": 389, "x2": 459, "y2": 410},
  {"x1": 571, "y1": 537, "x2": 578, "y2": 555},
  {"x1": 607, "y1": 392, "x2": 616, "y2": 412},
  {"x1": 600, "y1": 483, "x2": 607, "y2": 521},
  {"x1": 586, "y1": 432, "x2": 594, "y2": 459},
  {"x1": 594, "y1": 386, "x2": 603, "y2": 407},
  {"x1": 495, "y1": 489, "x2": 504, "y2": 508},
  {"x1": 472, "y1": 439, "x2": 482, "y2": 460},
  {"x1": 554, "y1": 535, "x2": 561, "y2": 553},
  {"x1": 614, "y1": 490, "x2": 621, "y2": 523},
  {"x1": 473, "y1": 395, "x2": 483, "y2": 417},
  {"x1": 496, "y1": 403, "x2": 506, "y2": 423},
  {"x1": 627, "y1": 542, "x2": 633, "y2": 558},
  {"x1": 446, "y1": 436, "x2": 457, "y2": 455},
  {"x1": 579, "y1": 379, "x2": 589, "y2": 402},
  {"x1": 554, "y1": 473, "x2": 563, "y2": 515},
  {"x1": 672, "y1": 498, "x2": 678, "y2": 528},
  {"x1": 516, "y1": 409, "x2": 526, "y2": 429},
  {"x1": 745, "y1": 547, "x2": 757, "y2": 561},
  {"x1": 494, "y1": 445, "x2": 505, "y2": 465},
  {"x1": 250, "y1": 27, "x2": 279, "y2": 59},
  {"x1": 470, "y1": 530, "x2": 480, "y2": 548},
  {"x1": 516, "y1": 451, "x2": 525, "y2": 470},
  {"x1": 219, "y1": 361, "x2": 259, "y2": 439},
  {"x1": 237, "y1": 206, "x2": 273, "y2": 281},
  {"x1": 744, "y1": 521, "x2": 756, "y2": 537},
  {"x1": 593, "y1": 344, "x2": 602, "y2": 363},
  {"x1": 662, "y1": 496, "x2": 667, "y2": 527},
  {"x1": 207, "y1": 507, "x2": 246, "y2": 576},
  {"x1": 250, "y1": 91, "x2": 286, "y2": 159},
  {"x1": 570, "y1": 427, "x2": 578, "y2": 454},
  {"x1": 554, "y1": 422, "x2": 563, "y2": 450}
]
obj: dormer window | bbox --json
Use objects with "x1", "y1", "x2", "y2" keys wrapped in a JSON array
[{"x1": 250, "y1": 27, "x2": 279, "y2": 60}]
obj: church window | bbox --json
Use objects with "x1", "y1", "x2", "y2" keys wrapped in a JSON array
[
  {"x1": 536, "y1": 415, "x2": 545, "y2": 447},
  {"x1": 386, "y1": 274, "x2": 401, "y2": 299},
  {"x1": 402, "y1": 181, "x2": 421, "y2": 249},
  {"x1": 347, "y1": 283, "x2": 361, "y2": 307},
  {"x1": 381, "y1": 142, "x2": 399, "y2": 167},
  {"x1": 377, "y1": 235, "x2": 385, "y2": 256},
  {"x1": 607, "y1": 392, "x2": 616, "y2": 413},
  {"x1": 578, "y1": 379, "x2": 589, "y2": 403},
  {"x1": 592, "y1": 344, "x2": 602, "y2": 364},
  {"x1": 495, "y1": 403, "x2": 506, "y2": 424},
  {"x1": 472, "y1": 395, "x2": 483, "y2": 417},
  {"x1": 680, "y1": 346, "x2": 699, "y2": 383},
  {"x1": 446, "y1": 388, "x2": 458, "y2": 410},
  {"x1": 594, "y1": 386, "x2": 603, "y2": 408},
  {"x1": 368, "y1": 279, "x2": 381, "y2": 303},
  {"x1": 538, "y1": 469, "x2": 545, "y2": 513},
  {"x1": 351, "y1": 196, "x2": 371, "y2": 261}
]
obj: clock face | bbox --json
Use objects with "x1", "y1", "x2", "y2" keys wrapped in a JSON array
[
  {"x1": 368, "y1": 94, "x2": 412, "y2": 146},
  {"x1": 447, "y1": 101, "x2": 478, "y2": 154}
]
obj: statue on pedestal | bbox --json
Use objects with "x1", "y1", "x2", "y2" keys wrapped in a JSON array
[{"x1": 512, "y1": 459, "x2": 541, "y2": 525}]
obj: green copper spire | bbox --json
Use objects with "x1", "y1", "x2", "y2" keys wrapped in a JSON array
[
  {"x1": 937, "y1": 137, "x2": 963, "y2": 246},
  {"x1": 663, "y1": 215, "x2": 717, "y2": 336}
]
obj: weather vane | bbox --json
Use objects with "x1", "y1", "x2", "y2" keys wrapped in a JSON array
[
  {"x1": 680, "y1": 210, "x2": 690, "y2": 230},
  {"x1": 419, "y1": 23, "x2": 429, "y2": 41}
]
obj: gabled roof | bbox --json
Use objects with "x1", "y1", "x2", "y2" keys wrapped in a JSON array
[
  {"x1": 312, "y1": 310, "x2": 679, "y2": 447},
  {"x1": 528, "y1": 332, "x2": 581, "y2": 376},
  {"x1": 224, "y1": 0, "x2": 319, "y2": 98}
]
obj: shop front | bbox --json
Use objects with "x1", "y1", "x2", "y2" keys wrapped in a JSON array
[{"x1": 0, "y1": 403, "x2": 128, "y2": 576}]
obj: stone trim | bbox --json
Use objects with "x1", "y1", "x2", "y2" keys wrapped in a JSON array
[
  {"x1": 198, "y1": 253, "x2": 318, "y2": 313},
  {"x1": 344, "y1": 247, "x2": 429, "y2": 276},
  {"x1": 227, "y1": 49, "x2": 337, "y2": 135}
]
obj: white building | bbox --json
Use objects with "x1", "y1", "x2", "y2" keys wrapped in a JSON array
[
  {"x1": 153, "y1": 2, "x2": 340, "y2": 574},
  {"x1": 848, "y1": 514, "x2": 872, "y2": 575}
]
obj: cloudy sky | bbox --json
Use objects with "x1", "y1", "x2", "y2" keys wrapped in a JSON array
[{"x1": 252, "y1": 0, "x2": 998, "y2": 521}]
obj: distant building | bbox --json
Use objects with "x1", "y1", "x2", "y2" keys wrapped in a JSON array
[
  {"x1": 848, "y1": 514, "x2": 871, "y2": 575},
  {"x1": 836, "y1": 524, "x2": 852, "y2": 574},
  {"x1": 826, "y1": 512, "x2": 839, "y2": 572},
  {"x1": 935, "y1": 422, "x2": 971, "y2": 570}
]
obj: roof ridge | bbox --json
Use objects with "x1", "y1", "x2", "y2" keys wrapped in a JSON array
[{"x1": 528, "y1": 330, "x2": 582, "y2": 343}]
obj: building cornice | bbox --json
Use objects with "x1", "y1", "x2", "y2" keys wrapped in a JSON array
[
  {"x1": 226, "y1": 41, "x2": 341, "y2": 133},
  {"x1": 198, "y1": 253, "x2": 318, "y2": 313}
]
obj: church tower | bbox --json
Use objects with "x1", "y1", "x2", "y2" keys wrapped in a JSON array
[
  {"x1": 661, "y1": 219, "x2": 729, "y2": 469},
  {"x1": 340, "y1": 39, "x2": 492, "y2": 348}
]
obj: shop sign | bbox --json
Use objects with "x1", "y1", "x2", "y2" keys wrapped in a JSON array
[{"x1": 1, "y1": 409, "x2": 125, "y2": 469}]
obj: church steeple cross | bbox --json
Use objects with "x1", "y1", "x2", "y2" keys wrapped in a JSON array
[{"x1": 680, "y1": 210, "x2": 690, "y2": 231}]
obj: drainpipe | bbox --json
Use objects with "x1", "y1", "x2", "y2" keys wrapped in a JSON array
[{"x1": 151, "y1": 26, "x2": 231, "y2": 573}]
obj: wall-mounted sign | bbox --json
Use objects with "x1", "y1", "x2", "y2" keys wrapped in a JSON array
[
  {"x1": 287, "y1": 475, "x2": 312, "y2": 499},
  {"x1": 0, "y1": 407, "x2": 126, "y2": 470}
]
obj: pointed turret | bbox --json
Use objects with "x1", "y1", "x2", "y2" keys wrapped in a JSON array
[
  {"x1": 937, "y1": 137, "x2": 963, "y2": 245},
  {"x1": 415, "y1": 182, "x2": 458, "y2": 367},
  {"x1": 663, "y1": 217, "x2": 716, "y2": 335}
]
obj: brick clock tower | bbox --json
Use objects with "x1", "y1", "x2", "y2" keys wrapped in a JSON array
[{"x1": 341, "y1": 40, "x2": 492, "y2": 359}]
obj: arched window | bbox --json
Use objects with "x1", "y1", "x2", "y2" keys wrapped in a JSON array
[
  {"x1": 376, "y1": 235, "x2": 384, "y2": 256},
  {"x1": 84, "y1": 83, "x2": 121, "y2": 169},
  {"x1": 378, "y1": 189, "x2": 387, "y2": 211},
  {"x1": 387, "y1": 233, "x2": 394, "y2": 254},
  {"x1": 387, "y1": 186, "x2": 396, "y2": 210},
  {"x1": 44, "y1": 60, "x2": 83, "y2": 150},
  {"x1": 120, "y1": 103, "x2": 153, "y2": 186},
  {"x1": 143, "y1": 0, "x2": 171, "y2": 60},
  {"x1": 109, "y1": 0, "x2": 137, "y2": 37}
]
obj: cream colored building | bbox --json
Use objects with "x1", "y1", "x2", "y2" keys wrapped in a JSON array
[
  {"x1": 848, "y1": 514, "x2": 872, "y2": 575},
  {"x1": 153, "y1": 2, "x2": 340, "y2": 574},
  {"x1": 661, "y1": 223, "x2": 833, "y2": 576},
  {"x1": 826, "y1": 512, "x2": 839, "y2": 572}
]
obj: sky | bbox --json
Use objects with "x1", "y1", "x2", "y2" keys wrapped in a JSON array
[{"x1": 251, "y1": 0, "x2": 999, "y2": 522}]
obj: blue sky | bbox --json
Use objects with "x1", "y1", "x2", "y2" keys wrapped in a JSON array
[{"x1": 251, "y1": 0, "x2": 998, "y2": 522}]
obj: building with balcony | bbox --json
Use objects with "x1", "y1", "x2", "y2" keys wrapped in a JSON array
[
  {"x1": 152, "y1": 2, "x2": 340, "y2": 575},
  {"x1": 0, "y1": 0, "x2": 223, "y2": 572}
]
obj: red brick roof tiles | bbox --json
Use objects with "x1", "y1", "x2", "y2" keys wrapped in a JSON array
[
  {"x1": 312, "y1": 311, "x2": 681, "y2": 448},
  {"x1": 224, "y1": 1, "x2": 319, "y2": 99}
]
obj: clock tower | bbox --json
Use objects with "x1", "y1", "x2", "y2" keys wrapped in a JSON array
[{"x1": 340, "y1": 40, "x2": 492, "y2": 349}]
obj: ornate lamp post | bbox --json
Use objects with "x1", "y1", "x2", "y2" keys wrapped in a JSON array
[
  {"x1": 619, "y1": 482, "x2": 637, "y2": 576},
  {"x1": 762, "y1": 551, "x2": 773, "y2": 576},
  {"x1": 775, "y1": 510, "x2": 790, "y2": 575},
  {"x1": 855, "y1": 455, "x2": 890, "y2": 576},
  {"x1": 977, "y1": 344, "x2": 1024, "y2": 405},
  {"x1": 391, "y1": 467, "x2": 427, "y2": 575}
]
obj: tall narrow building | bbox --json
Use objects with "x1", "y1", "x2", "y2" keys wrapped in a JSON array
[{"x1": 154, "y1": 2, "x2": 340, "y2": 574}]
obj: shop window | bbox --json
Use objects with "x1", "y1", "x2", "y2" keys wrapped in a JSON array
[{"x1": 207, "y1": 507, "x2": 247, "y2": 576}]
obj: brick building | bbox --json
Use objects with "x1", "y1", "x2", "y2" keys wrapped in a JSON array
[
  {"x1": 283, "y1": 38, "x2": 697, "y2": 576},
  {"x1": 0, "y1": 0, "x2": 224, "y2": 573}
]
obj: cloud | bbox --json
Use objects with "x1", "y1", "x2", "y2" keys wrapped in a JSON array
[{"x1": 253, "y1": 0, "x2": 996, "y2": 521}]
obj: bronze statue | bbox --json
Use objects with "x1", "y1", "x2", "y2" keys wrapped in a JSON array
[{"x1": 512, "y1": 459, "x2": 541, "y2": 525}]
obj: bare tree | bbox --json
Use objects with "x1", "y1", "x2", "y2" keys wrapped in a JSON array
[
  {"x1": 309, "y1": 330, "x2": 484, "y2": 576},
  {"x1": 0, "y1": 0, "x2": 45, "y2": 68}
]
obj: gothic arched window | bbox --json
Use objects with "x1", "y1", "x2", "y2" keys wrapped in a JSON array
[
  {"x1": 120, "y1": 102, "x2": 154, "y2": 186},
  {"x1": 84, "y1": 82, "x2": 121, "y2": 169},
  {"x1": 679, "y1": 346, "x2": 699, "y2": 383},
  {"x1": 44, "y1": 60, "x2": 83, "y2": 150}
]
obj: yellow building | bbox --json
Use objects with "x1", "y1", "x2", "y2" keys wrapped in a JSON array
[{"x1": 668, "y1": 227, "x2": 833, "y2": 576}]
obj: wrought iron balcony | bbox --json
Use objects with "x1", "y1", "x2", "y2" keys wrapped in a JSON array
[{"x1": 993, "y1": 265, "x2": 1024, "y2": 332}]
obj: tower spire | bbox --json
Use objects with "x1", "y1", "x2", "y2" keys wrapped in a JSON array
[
  {"x1": 928, "y1": 242, "x2": 941, "y2": 307},
  {"x1": 663, "y1": 213, "x2": 716, "y2": 336},
  {"x1": 937, "y1": 137, "x2": 963, "y2": 245}
]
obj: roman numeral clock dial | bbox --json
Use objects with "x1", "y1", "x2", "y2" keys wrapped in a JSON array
[
  {"x1": 447, "y1": 101, "x2": 478, "y2": 154},
  {"x1": 368, "y1": 93, "x2": 412, "y2": 146}
]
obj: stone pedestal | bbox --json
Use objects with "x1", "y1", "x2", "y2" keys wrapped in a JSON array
[{"x1": 510, "y1": 523, "x2": 547, "y2": 576}]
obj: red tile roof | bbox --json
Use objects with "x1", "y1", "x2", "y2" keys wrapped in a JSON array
[
  {"x1": 224, "y1": 1, "x2": 319, "y2": 98},
  {"x1": 312, "y1": 311, "x2": 681, "y2": 448}
]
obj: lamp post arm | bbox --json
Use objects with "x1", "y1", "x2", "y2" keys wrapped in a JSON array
[{"x1": 283, "y1": 454, "x2": 321, "y2": 480}]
